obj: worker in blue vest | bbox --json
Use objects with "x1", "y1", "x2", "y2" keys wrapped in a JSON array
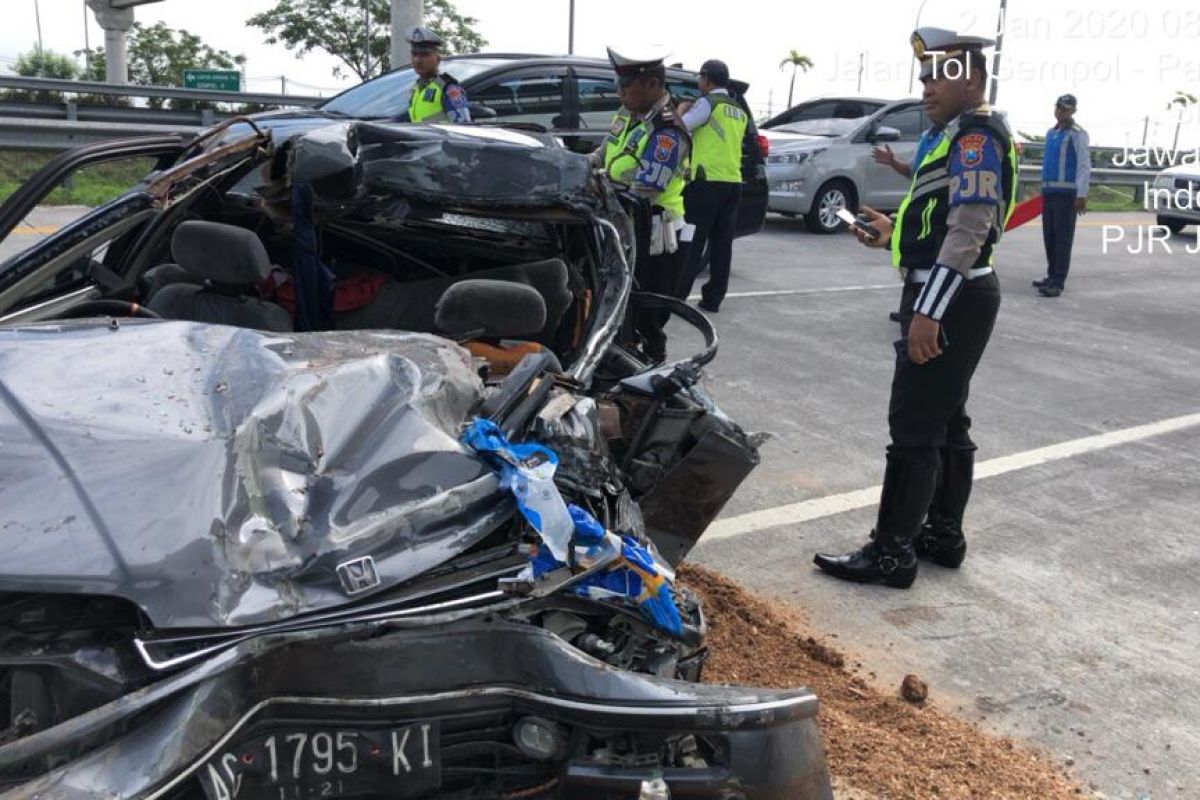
[
  {"x1": 1033, "y1": 94, "x2": 1089, "y2": 297},
  {"x1": 814, "y1": 27, "x2": 1018, "y2": 588},
  {"x1": 676, "y1": 59, "x2": 747, "y2": 313},
  {"x1": 406, "y1": 27, "x2": 471, "y2": 124}
]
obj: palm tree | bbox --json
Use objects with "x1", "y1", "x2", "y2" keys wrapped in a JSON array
[
  {"x1": 779, "y1": 50, "x2": 814, "y2": 109},
  {"x1": 1170, "y1": 90, "x2": 1197, "y2": 153}
]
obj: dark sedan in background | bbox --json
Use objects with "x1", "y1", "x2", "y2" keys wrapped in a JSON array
[{"x1": 270, "y1": 54, "x2": 770, "y2": 240}]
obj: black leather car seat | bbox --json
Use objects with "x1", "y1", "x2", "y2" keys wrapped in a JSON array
[{"x1": 335, "y1": 258, "x2": 572, "y2": 345}]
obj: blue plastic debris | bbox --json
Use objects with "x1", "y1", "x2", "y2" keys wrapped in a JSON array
[
  {"x1": 462, "y1": 418, "x2": 575, "y2": 562},
  {"x1": 569, "y1": 504, "x2": 606, "y2": 545},
  {"x1": 548, "y1": 505, "x2": 683, "y2": 636},
  {"x1": 462, "y1": 419, "x2": 684, "y2": 637},
  {"x1": 581, "y1": 535, "x2": 683, "y2": 636}
]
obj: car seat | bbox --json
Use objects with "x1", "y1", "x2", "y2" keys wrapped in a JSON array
[{"x1": 147, "y1": 221, "x2": 293, "y2": 332}]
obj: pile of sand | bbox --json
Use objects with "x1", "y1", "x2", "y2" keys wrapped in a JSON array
[{"x1": 682, "y1": 565, "x2": 1084, "y2": 799}]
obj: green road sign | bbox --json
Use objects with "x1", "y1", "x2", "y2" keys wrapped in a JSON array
[{"x1": 183, "y1": 70, "x2": 241, "y2": 92}]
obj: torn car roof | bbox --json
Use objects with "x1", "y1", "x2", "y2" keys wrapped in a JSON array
[{"x1": 287, "y1": 122, "x2": 596, "y2": 211}]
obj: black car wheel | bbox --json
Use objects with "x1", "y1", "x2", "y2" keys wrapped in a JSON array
[
  {"x1": 1157, "y1": 215, "x2": 1188, "y2": 234},
  {"x1": 806, "y1": 180, "x2": 854, "y2": 235}
]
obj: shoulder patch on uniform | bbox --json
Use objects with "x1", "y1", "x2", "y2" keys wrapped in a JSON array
[
  {"x1": 610, "y1": 115, "x2": 626, "y2": 136},
  {"x1": 949, "y1": 130, "x2": 1003, "y2": 207},
  {"x1": 958, "y1": 133, "x2": 987, "y2": 168},
  {"x1": 445, "y1": 84, "x2": 465, "y2": 102},
  {"x1": 653, "y1": 132, "x2": 679, "y2": 163}
]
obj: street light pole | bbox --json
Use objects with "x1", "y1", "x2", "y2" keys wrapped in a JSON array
[
  {"x1": 82, "y1": 0, "x2": 90, "y2": 76},
  {"x1": 988, "y1": 0, "x2": 1008, "y2": 106},
  {"x1": 34, "y1": 0, "x2": 45, "y2": 73},
  {"x1": 907, "y1": 0, "x2": 931, "y2": 95},
  {"x1": 390, "y1": 0, "x2": 422, "y2": 73},
  {"x1": 568, "y1": 0, "x2": 575, "y2": 55}
]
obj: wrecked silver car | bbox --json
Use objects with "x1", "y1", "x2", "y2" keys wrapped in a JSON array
[{"x1": 0, "y1": 121, "x2": 832, "y2": 799}]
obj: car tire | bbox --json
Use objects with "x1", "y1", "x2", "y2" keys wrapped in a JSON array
[
  {"x1": 1157, "y1": 215, "x2": 1188, "y2": 234},
  {"x1": 806, "y1": 180, "x2": 854, "y2": 235}
]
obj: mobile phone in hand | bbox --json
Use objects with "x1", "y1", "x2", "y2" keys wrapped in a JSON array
[
  {"x1": 893, "y1": 327, "x2": 950, "y2": 358},
  {"x1": 836, "y1": 208, "x2": 879, "y2": 240}
]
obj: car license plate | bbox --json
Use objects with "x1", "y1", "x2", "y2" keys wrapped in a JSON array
[{"x1": 200, "y1": 722, "x2": 441, "y2": 800}]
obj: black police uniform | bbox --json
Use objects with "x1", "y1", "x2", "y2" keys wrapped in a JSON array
[{"x1": 814, "y1": 28, "x2": 1018, "y2": 588}]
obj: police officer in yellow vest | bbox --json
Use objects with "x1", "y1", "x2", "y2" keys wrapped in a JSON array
[
  {"x1": 677, "y1": 59, "x2": 747, "y2": 313},
  {"x1": 814, "y1": 28, "x2": 1018, "y2": 588},
  {"x1": 406, "y1": 27, "x2": 471, "y2": 124},
  {"x1": 601, "y1": 47, "x2": 691, "y2": 363}
]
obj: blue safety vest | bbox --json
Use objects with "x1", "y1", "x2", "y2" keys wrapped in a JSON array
[{"x1": 1042, "y1": 124, "x2": 1088, "y2": 194}]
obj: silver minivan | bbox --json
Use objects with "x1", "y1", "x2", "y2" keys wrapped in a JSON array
[
  {"x1": 764, "y1": 100, "x2": 930, "y2": 233},
  {"x1": 1151, "y1": 164, "x2": 1200, "y2": 233}
]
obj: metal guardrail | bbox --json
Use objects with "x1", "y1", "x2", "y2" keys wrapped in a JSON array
[
  {"x1": 0, "y1": 75, "x2": 322, "y2": 108},
  {"x1": 0, "y1": 116, "x2": 203, "y2": 151},
  {"x1": 0, "y1": 75, "x2": 324, "y2": 149},
  {"x1": 1018, "y1": 164, "x2": 1160, "y2": 203}
]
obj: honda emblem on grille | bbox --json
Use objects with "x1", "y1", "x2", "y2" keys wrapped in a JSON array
[{"x1": 337, "y1": 556, "x2": 380, "y2": 595}]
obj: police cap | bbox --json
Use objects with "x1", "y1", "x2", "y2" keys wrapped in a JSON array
[
  {"x1": 607, "y1": 46, "x2": 668, "y2": 86},
  {"x1": 408, "y1": 26, "x2": 443, "y2": 55},
  {"x1": 911, "y1": 26, "x2": 994, "y2": 79},
  {"x1": 1056, "y1": 93, "x2": 1078, "y2": 110}
]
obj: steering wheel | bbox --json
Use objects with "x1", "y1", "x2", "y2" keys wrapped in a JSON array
[{"x1": 58, "y1": 300, "x2": 162, "y2": 320}]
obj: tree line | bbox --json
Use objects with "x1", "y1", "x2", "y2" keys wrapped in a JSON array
[{"x1": 5, "y1": 0, "x2": 483, "y2": 108}]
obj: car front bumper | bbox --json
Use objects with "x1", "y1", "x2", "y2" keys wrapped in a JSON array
[
  {"x1": 765, "y1": 166, "x2": 814, "y2": 215},
  {"x1": 0, "y1": 621, "x2": 832, "y2": 800},
  {"x1": 1151, "y1": 174, "x2": 1200, "y2": 224}
]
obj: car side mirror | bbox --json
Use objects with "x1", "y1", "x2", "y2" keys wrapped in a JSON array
[
  {"x1": 871, "y1": 125, "x2": 902, "y2": 143},
  {"x1": 469, "y1": 102, "x2": 498, "y2": 120}
]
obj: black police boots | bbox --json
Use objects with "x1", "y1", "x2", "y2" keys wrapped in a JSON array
[
  {"x1": 916, "y1": 447, "x2": 973, "y2": 568},
  {"x1": 813, "y1": 457, "x2": 936, "y2": 589},
  {"x1": 916, "y1": 514, "x2": 968, "y2": 568},
  {"x1": 811, "y1": 537, "x2": 917, "y2": 588}
]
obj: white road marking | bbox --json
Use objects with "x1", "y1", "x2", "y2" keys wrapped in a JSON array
[
  {"x1": 688, "y1": 284, "x2": 896, "y2": 301},
  {"x1": 704, "y1": 411, "x2": 1200, "y2": 542}
]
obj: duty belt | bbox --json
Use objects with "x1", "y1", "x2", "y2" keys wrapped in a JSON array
[{"x1": 905, "y1": 266, "x2": 993, "y2": 284}]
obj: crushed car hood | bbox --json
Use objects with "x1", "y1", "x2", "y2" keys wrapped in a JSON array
[
  {"x1": 0, "y1": 320, "x2": 512, "y2": 629},
  {"x1": 289, "y1": 121, "x2": 594, "y2": 210}
]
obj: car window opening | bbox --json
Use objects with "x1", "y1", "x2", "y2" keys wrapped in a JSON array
[{"x1": 7, "y1": 147, "x2": 607, "y2": 382}]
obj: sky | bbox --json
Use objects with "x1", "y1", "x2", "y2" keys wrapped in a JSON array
[{"x1": 3, "y1": 0, "x2": 1199, "y2": 148}]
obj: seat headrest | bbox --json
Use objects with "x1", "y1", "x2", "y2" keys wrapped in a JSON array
[
  {"x1": 171, "y1": 221, "x2": 272, "y2": 285},
  {"x1": 435, "y1": 280, "x2": 547, "y2": 340}
]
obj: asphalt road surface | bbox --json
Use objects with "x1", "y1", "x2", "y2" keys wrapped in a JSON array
[
  {"x1": 0, "y1": 206, "x2": 91, "y2": 261},
  {"x1": 3, "y1": 207, "x2": 1196, "y2": 797},
  {"x1": 674, "y1": 211, "x2": 1199, "y2": 799}
]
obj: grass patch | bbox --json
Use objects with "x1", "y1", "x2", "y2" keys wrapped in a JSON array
[
  {"x1": 1087, "y1": 184, "x2": 1145, "y2": 213},
  {"x1": 0, "y1": 150, "x2": 157, "y2": 207},
  {"x1": 1018, "y1": 180, "x2": 1146, "y2": 213}
]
